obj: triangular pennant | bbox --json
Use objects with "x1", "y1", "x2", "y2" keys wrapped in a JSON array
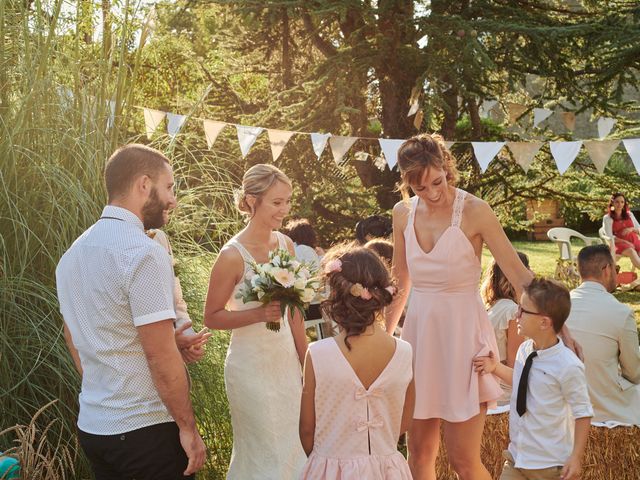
[
  {"x1": 479, "y1": 100, "x2": 497, "y2": 118},
  {"x1": 236, "y1": 125, "x2": 264, "y2": 158},
  {"x1": 623, "y1": 139, "x2": 640, "y2": 174},
  {"x1": 166, "y1": 113, "x2": 187, "y2": 137},
  {"x1": 202, "y1": 120, "x2": 226, "y2": 149},
  {"x1": 597, "y1": 117, "x2": 616, "y2": 139},
  {"x1": 444, "y1": 141, "x2": 455, "y2": 150},
  {"x1": 413, "y1": 109, "x2": 424, "y2": 130},
  {"x1": 267, "y1": 129, "x2": 295, "y2": 161},
  {"x1": 560, "y1": 112, "x2": 576, "y2": 131},
  {"x1": 378, "y1": 139, "x2": 405, "y2": 170},
  {"x1": 329, "y1": 136, "x2": 358, "y2": 165},
  {"x1": 549, "y1": 141, "x2": 582, "y2": 174},
  {"x1": 407, "y1": 99, "x2": 420, "y2": 117},
  {"x1": 143, "y1": 108, "x2": 166, "y2": 139},
  {"x1": 471, "y1": 142, "x2": 505, "y2": 173},
  {"x1": 310, "y1": 133, "x2": 331, "y2": 159},
  {"x1": 583, "y1": 140, "x2": 619, "y2": 173},
  {"x1": 506, "y1": 102, "x2": 528, "y2": 124},
  {"x1": 533, "y1": 108, "x2": 553, "y2": 128},
  {"x1": 506, "y1": 141, "x2": 544, "y2": 172}
]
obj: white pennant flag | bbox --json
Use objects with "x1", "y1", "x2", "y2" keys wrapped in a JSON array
[
  {"x1": 143, "y1": 108, "x2": 166, "y2": 139},
  {"x1": 444, "y1": 141, "x2": 455, "y2": 150},
  {"x1": 597, "y1": 117, "x2": 617, "y2": 139},
  {"x1": 329, "y1": 136, "x2": 358, "y2": 165},
  {"x1": 550, "y1": 141, "x2": 582, "y2": 174},
  {"x1": 533, "y1": 108, "x2": 553, "y2": 128},
  {"x1": 236, "y1": 125, "x2": 264, "y2": 158},
  {"x1": 623, "y1": 139, "x2": 640, "y2": 174},
  {"x1": 584, "y1": 140, "x2": 619, "y2": 173},
  {"x1": 506, "y1": 141, "x2": 543, "y2": 172},
  {"x1": 471, "y1": 142, "x2": 505, "y2": 173},
  {"x1": 310, "y1": 132, "x2": 331, "y2": 159},
  {"x1": 378, "y1": 139, "x2": 405, "y2": 170},
  {"x1": 407, "y1": 99, "x2": 420, "y2": 117},
  {"x1": 267, "y1": 129, "x2": 295, "y2": 161},
  {"x1": 479, "y1": 100, "x2": 497, "y2": 118},
  {"x1": 166, "y1": 113, "x2": 187, "y2": 137},
  {"x1": 202, "y1": 120, "x2": 226, "y2": 149}
]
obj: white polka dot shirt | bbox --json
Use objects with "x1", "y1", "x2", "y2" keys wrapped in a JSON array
[{"x1": 56, "y1": 206, "x2": 176, "y2": 435}]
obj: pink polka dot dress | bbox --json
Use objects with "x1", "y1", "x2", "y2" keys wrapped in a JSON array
[
  {"x1": 401, "y1": 188, "x2": 503, "y2": 422},
  {"x1": 301, "y1": 337, "x2": 413, "y2": 480}
]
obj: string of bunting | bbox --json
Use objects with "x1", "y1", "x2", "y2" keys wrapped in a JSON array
[{"x1": 108, "y1": 101, "x2": 640, "y2": 176}]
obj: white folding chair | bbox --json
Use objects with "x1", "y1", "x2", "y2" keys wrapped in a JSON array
[{"x1": 547, "y1": 227, "x2": 601, "y2": 262}]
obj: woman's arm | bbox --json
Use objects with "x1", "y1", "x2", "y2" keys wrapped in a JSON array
[
  {"x1": 505, "y1": 319, "x2": 524, "y2": 368},
  {"x1": 386, "y1": 201, "x2": 412, "y2": 334},
  {"x1": 299, "y1": 350, "x2": 316, "y2": 456},
  {"x1": 400, "y1": 377, "x2": 416, "y2": 434},
  {"x1": 203, "y1": 247, "x2": 279, "y2": 330},
  {"x1": 284, "y1": 236, "x2": 309, "y2": 366}
]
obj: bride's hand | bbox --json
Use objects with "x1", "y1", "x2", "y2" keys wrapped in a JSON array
[{"x1": 261, "y1": 301, "x2": 282, "y2": 324}]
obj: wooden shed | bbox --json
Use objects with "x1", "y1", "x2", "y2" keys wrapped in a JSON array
[{"x1": 526, "y1": 199, "x2": 564, "y2": 241}]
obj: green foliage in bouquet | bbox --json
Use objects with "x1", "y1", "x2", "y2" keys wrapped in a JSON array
[{"x1": 235, "y1": 249, "x2": 319, "y2": 332}]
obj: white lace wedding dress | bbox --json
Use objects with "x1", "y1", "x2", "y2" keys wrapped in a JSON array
[{"x1": 224, "y1": 232, "x2": 306, "y2": 479}]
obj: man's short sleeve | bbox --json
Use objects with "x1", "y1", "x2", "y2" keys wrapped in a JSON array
[{"x1": 129, "y1": 245, "x2": 176, "y2": 326}]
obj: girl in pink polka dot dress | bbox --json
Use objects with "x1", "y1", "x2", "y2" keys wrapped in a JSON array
[{"x1": 299, "y1": 245, "x2": 415, "y2": 479}]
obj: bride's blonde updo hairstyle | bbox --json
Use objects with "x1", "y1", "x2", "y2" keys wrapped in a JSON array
[
  {"x1": 235, "y1": 164, "x2": 292, "y2": 217},
  {"x1": 396, "y1": 133, "x2": 459, "y2": 200}
]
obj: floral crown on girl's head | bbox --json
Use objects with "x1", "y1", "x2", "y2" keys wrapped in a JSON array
[{"x1": 323, "y1": 258, "x2": 396, "y2": 300}]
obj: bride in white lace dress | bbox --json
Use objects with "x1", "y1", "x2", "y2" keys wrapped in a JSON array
[{"x1": 204, "y1": 164, "x2": 308, "y2": 479}]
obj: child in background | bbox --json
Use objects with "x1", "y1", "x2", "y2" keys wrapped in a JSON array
[
  {"x1": 481, "y1": 252, "x2": 529, "y2": 404},
  {"x1": 299, "y1": 245, "x2": 415, "y2": 479},
  {"x1": 474, "y1": 277, "x2": 593, "y2": 480}
]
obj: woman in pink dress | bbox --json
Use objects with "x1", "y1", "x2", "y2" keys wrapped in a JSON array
[
  {"x1": 299, "y1": 245, "x2": 415, "y2": 479},
  {"x1": 385, "y1": 134, "x2": 580, "y2": 480},
  {"x1": 602, "y1": 192, "x2": 640, "y2": 268}
]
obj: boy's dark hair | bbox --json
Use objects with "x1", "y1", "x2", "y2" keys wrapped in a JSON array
[
  {"x1": 355, "y1": 215, "x2": 392, "y2": 245},
  {"x1": 284, "y1": 218, "x2": 318, "y2": 249},
  {"x1": 364, "y1": 238, "x2": 393, "y2": 267},
  {"x1": 524, "y1": 277, "x2": 571, "y2": 333},
  {"x1": 104, "y1": 144, "x2": 170, "y2": 202},
  {"x1": 321, "y1": 245, "x2": 396, "y2": 350},
  {"x1": 577, "y1": 244, "x2": 614, "y2": 279}
]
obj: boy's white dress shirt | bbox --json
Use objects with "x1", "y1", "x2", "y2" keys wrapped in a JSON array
[{"x1": 508, "y1": 338, "x2": 593, "y2": 469}]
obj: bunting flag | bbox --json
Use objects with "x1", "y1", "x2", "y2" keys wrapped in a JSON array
[
  {"x1": 143, "y1": 108, "x2": 166, "y2": 139},
  {"x1": 623, "y1": 139, "x2": 640, "y2": 174},
  {"x1": 166, "y1": 113, "x2": 187, "y2": 137},
  {"x1": 236, "y1": 125, "x2": 264, "y2": 158},
  {"x1": 506, "y1": 102, "x2": 527, "y2": 124},
  {"x1": 560, "y1": 112, "x2": 576, "y2": 131},
  {"x1": 506, "y1": 141, "x2": 543, "y2": 172},
  {"x1": 597, "y1": 117, "x2": 617, "y2": 139},
  {"x1": 413, "y1": 109, "x2": 424, "y2": 130},
  {"x1": 533, "y1": 108, "x2": 553, "y2": 128},
  {"x1": 202, "y1": 120, "x2": 226, "y2": 149},
  {"x1": 267, "y1": 129, "x2": 295, "y2": 161},
  {"x1": 471, "y1": 142, "x2": 505, "y2": 173},
  {"x1": 329, "y1": 136, "x2": 358, "y2": 165},
  {"x1": 310, "y1": 132, "x2": 331, "y2": 159},
  {"x1": 379, "y1": 139, "x2": 406, "y2": 170},
  {"x1": 550, "y1": 141, "x2": 582, "y2": 174},
  {"x1": 407, "y1": 99, "x2": 420, "y2": 117},
  {"x1": 444, "y1": 141, "x2": 455, "y2": 150},
  {"x1": 583, "y1": 140, "x2": 619, "y2": 173},
  {"x1": 479, "y1": 100, "x2": 497, "y2": 118}
]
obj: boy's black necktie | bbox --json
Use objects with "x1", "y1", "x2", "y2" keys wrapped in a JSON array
[{"x1": 516, "y1": 351, "x2": 538, "y2": 417}]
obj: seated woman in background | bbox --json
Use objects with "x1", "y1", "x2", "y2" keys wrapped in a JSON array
[
  {"x1": 603, "y1": 192, "x2": 640, "y2": 269},
  {"x1": 480, "y1": 252, "x2": 529, "y2": 405}
]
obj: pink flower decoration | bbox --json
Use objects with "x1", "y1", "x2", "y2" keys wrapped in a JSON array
[
  {"x1": 324, "y1": 259, "x2": 342, "y2": 274},
  {"x1": 360, "y1": 288, "x2": 372, "y2": 300}
]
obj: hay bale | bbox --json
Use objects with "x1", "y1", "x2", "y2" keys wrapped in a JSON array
[{"x1": 432, "y1": 416, "x2": 640, "y2": 479}]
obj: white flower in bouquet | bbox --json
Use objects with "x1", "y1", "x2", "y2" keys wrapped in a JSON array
[{"x1": 235, "y1": 248, "x2": 320, "y2": 332}]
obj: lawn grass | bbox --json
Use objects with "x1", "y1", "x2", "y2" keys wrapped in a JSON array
[{"x1": 482, "y1": 240, "x2": 640, "y2": 326}]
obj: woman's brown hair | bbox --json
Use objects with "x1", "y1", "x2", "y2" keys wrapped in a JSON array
[
  {"x1": 321, "y1": 245, "x2": 396, "y2": 350},
  {"x1": 397, "y1": 133, "x2": 459, "y2": 200},
  {"x1": 481, "y1": 252, "x2": 530, "y2": 307},
  {"x1": 608, "y1": 192, "x2": 630, "y2": 220}
]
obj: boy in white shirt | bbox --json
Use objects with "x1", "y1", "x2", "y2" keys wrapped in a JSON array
[{"x1": 474, "y1": 277, "x2": 593, "y2": 480}]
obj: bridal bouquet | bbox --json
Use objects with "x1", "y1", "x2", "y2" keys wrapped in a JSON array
[{"x1": 236, "y1": 248, "x2": 319, "y2": 332}]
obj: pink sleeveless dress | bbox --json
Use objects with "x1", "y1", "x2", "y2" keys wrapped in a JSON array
[
  {"x1": 301, "y1": 337, "x2": 413, "y2": 479},
  {"x1": 401, "y1": 188, "x2": 502, "y2": 422}
]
